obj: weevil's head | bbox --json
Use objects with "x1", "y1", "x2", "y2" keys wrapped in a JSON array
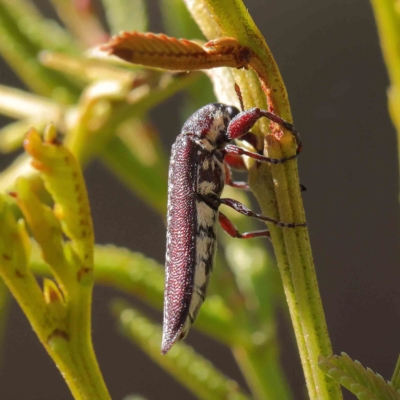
[{"x1": 181, "y1": 103, "x2": 240, "y2": 147}]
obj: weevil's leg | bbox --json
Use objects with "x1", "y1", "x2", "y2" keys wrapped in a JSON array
[
  {"x1": 224, "y1": 153, "x2": 247, "y2": 170},
  {"x1": 224, "y1": 160, "x2": 249, "y2": 190},
  {"x1": 227, "y1": 108, "x2": 302, "y2": 155},
  {"x1": 198, "y1": 194, "x2": 306, "y2": 228},
  {"x1": 219, "y1": 212, "x2": 270, "y2": 239},
  {"x1": 219, "y1": 197, "x2": 307, "y2": 228},
  {"x1": 223, "y1": 144, "x2": 297, "y2": 165},
  {"x1": 224, "y1": 151, "x2": 307, "y2": 191},
  {"x1": 224, "y1": 143, "x2": 307, "y2": 191}
]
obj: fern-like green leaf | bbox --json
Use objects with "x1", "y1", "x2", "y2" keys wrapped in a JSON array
[{"x1": 319, "y1": 353, "x2": 400, "y2": 400}]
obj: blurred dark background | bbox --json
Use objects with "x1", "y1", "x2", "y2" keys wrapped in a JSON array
[{"x1": 0, "y1": 0, "x2": 399, "y2": 399}]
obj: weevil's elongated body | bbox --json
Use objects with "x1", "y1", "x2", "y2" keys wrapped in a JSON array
[
  {"x1": 163, "y1": 104, "x2": 234, "y2": 354},
  {"x1": 162, "y1": 103, "x2": 304, "y2": 354}
]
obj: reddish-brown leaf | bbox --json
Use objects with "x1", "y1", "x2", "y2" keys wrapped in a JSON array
[{"x1": 101, "y1": 32, "x2": 252, "y2": 71}]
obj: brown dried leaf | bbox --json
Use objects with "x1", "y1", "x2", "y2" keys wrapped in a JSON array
[{"x1": 101, "y1": 32, "x2": 252, "y2": 71}]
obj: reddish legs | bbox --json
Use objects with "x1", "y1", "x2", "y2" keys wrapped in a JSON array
[
  {"x1": 224, "y1": 161, "x2": 249, "y2": 190},
  {"x1": 223, "y1": 144, "x2": 297, "y2": 165},
  {"x1": 219, "y1": 212, "x2": 270, "y2": 239},
  {"x1": 217, "y1": 197, "x2": 306, "y2": 241},
  {"x1": 199, "y1": 194, "x2": 306, "y2": 228},
  {"x1": 219, "y1": 198, "x2": 306, "y2": 228},
  {"x1": 224, "y1": 156, "x2": 308, "y2": 192},
  {"x1": 227, "y1": 107, "x2": 302, "y2": 155}
]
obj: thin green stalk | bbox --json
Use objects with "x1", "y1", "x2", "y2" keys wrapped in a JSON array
[
  {"x1": 0, "y1": 0, "x2": 80, "y2": 102},
  {"x1": 370, "y1": 0, "x2": 400, "y2": 185},
  {"x1": 111, "y1": 301, "x2": 251, "y2": 400},
  {"x1": 219, "y1": 244, "x2": 291, "y2": 399},
  {"x1": 233, "y1": 345, "x2": 290, "y2": 400},
  {"x1": 185, "y1": 1, "x2": 341, "y2": 399}
]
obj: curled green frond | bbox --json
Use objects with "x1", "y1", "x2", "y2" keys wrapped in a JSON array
[
  {"x1": 111, "y1": 300, "x2": 251, "y2": 400},
  {"x1": 24, "y1": 125, "x2": 94, "y2": 277},
  {"x1": 0, "y1": 193, "x2": 62, "y2": 339},
  {"x1": 0, "y1": 125, "x2": 110, "y2": 399},
  {"x1": 319, "y1": 353, "x2": 400, "y2": 400},
  {"x1": 16, "y1": 176, "x2": 67, "y2": 280}
]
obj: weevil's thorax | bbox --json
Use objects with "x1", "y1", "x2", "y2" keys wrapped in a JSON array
[
  {"x1": 181, "y1": 103, "x2": 239, "y2": 198},
  {"x1": 181, "y1": 103, "x2": 240, "y2": 150}
]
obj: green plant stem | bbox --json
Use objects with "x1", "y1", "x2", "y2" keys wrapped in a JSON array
[
  {"x1": 65, "y1": 287, "x2": 110, "y2": 400},
  {"x1": 185, "y1": 1, "x2": 341, "y2": 399},
  {"x1": 370, "y1": 1, "x2": 400, "y2": 386},
  {"x1": 0, "y1": 260, "x2": 110, "y2": 400},
  {"x1": 370, "y1": 0, "x2": 400, "y2": 185}
]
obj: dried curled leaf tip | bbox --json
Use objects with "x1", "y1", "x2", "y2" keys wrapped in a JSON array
[{"x1": 102, "y1": 32, "x2": 251, "y2": 71}]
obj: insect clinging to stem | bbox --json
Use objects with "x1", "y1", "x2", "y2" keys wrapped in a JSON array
[{"x1": 162, "y1": 85, "x2": 306, "y2": 354}]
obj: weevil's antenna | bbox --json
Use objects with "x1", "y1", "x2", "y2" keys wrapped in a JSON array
[{"x1": 234, "y1": 83, "x2": 245, "y2": 112}]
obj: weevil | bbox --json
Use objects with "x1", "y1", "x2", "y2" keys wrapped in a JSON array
[{"x1": 162, "y1": 99, "x2": 306, "y2": 354}]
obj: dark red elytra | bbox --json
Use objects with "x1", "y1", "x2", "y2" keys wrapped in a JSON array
[{"x1": 162, "y1": 99, "x2": 305, "y2": 354}]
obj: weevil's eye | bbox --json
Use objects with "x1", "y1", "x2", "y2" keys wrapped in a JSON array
[{"x1": 226, "y1": 106, "x2": 240, "y2": 121}]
